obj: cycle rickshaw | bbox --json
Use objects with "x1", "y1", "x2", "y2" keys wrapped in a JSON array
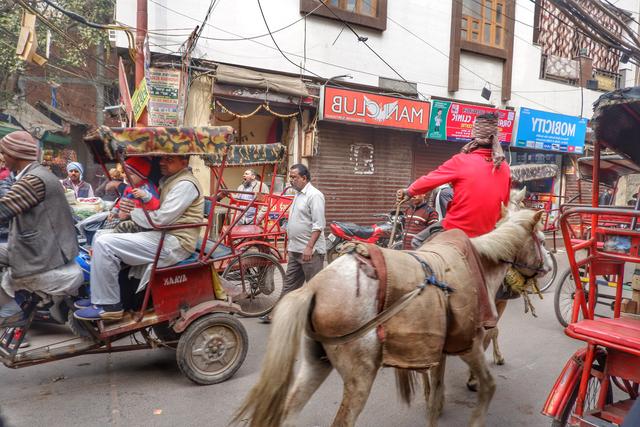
[
  {"x1": 542, "y1": 87, "x2": 640, "y2": 426},
  {"x1": 0, "y1": 125, "x2": 288, "y2": 385}
]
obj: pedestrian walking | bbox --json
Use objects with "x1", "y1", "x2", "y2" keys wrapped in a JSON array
[{"x1": 259, "y1": 163, "x2": 325, "y2": 323}]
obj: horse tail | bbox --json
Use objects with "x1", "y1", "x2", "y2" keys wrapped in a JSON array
[
  {"x1": 231, "y1": 285, "x2": 316, "y2": 427},
  {"x1": 395, "y1": 368, "x2": 420, "y2": 406}
]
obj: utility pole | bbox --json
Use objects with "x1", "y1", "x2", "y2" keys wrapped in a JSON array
[{"x1": 135, "y1": 0, "x2": 147, "y2": 126}]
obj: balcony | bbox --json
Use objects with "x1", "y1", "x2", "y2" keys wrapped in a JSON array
[{"x1": 539, "y1": 54, "x2": 621, "y2": 92}]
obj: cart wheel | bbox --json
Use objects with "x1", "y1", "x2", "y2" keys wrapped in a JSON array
[
  {"x1": 554, "y1": 268, "x2": 598, "y2": 327},
  {"x1": 222, "y1": 252, "x2": 285, "y2": 317},
  {"x1": 551, "y1": 355, "x2": 611, "y2": 427},
  {"x1": 176, "y1": 313, "x2": 248, "y2": 385},
  {"x1": 535, "y1": 251, "x2": 558, "y2": 293}
]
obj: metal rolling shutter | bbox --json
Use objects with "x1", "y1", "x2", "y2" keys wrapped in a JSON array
[
  {"x1": 309, "y1": 122, "x2": 417, "y2": 226},
  {"x1": 412, "y1": 139, "x2": 463, "y2": 180}
]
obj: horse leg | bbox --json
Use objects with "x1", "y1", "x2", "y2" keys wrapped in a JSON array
[
  {"x1": 490, "y1": 300, "x2": 508, "y2": 365},
  {"x1": 283, "y1": 338, "x2": 333, "y2": 426},
  {"x1": 425, "y1": 356, "x2": 446, "y2": 427},
  {"x1": 460, "y1": 337, "x2": 496, "y2": 427},
  {"x1": 328, "y1": 339, "x2": 380, "y2": 427}
]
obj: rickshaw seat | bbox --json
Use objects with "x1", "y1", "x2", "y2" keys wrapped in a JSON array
[
  {"x1": 222, "y1": 224, "x2": 263, "y2": 239},
  {"x1": 566, "y1": 318, "x2": 640, "y2": 351},
  {"x1": 173, "y1": 242, "x2": 232, "y2": 266}
]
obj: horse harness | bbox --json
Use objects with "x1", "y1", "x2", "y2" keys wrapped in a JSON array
[{"x1": 306, "y1": 244, "x2": 453, "y2": 346}]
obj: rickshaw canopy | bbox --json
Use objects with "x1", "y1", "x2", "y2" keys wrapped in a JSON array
[
  {"x1": 592, "y1": 86, "x2": 640, "y2": 165},
  {"x1": 576, "y1": 154, "x2": 640, "y2": 187},
  {"x1": 84, "y1": 125, "x2": 286, "y2": 166}
]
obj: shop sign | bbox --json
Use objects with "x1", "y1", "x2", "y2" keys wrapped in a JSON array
[
  {"x1": 514, "y1": 107, "x2": 587, "y2": 154},
  {"x1": 320, "y1": 86, "x2": 430, "y2": 132},
  {"x1": 427, "y1": 100, "x2": 515, "y2": 144},
  {"x1": 148, "y1": 68, "x2": 181, "y2": 126},
  {"x1": 131, "y1": 78, "x2": 150, "y2": 122}
]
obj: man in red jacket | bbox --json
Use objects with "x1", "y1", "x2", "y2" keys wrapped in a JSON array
[{"x1": 397, "y1": 113, "x2": 510, "y2": 239}]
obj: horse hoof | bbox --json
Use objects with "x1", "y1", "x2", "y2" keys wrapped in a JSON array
[
  {"x1": 466, "y1": 380, "x2": 478, "y2": 392},
  {"x1": 495, "y1": 357, "x2": 505, "y2": 366}
]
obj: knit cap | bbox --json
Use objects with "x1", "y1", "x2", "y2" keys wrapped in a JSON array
[
  {"x1": 124, "y1": 157, "x2": 151, "y2": 178},
  {"x1": 0, "y1": 131, "x2": 39, "y2": 161}
]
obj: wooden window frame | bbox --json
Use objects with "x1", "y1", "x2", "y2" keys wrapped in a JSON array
[
  {"x1": 449, "y1": 0, "x2": 515, "y2": 101},
  {"x1": 300, "y1": 0, "x2": 388, "y2": 31},
  {"x1": 460, "y1": 0, "x2": 507, "y2": 49}
]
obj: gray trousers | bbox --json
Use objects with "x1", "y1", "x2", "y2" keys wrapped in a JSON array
[
  {"x1": 91, "y1": 231, "x2": 189, "y2": 305},
  {"x1": 281, "y1": 252, "x2": 325, "y2": 297}
]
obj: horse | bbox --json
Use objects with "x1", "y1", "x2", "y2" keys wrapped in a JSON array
[{"x1": 233, "y1": 208, "x2": 552, "y2": 427}]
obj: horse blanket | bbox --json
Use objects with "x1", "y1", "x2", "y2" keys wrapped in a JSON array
[{"x1": 371, "y1": 229, "x2": 497, "y2": 370}]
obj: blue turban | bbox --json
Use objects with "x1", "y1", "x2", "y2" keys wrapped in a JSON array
[{"x1": 67, "y1": 162, "x2": 84, "y2": 178}]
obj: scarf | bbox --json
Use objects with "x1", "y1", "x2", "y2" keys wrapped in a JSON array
[{"x1": 460, "y1": 114, "x2": 505, "y2": 169}]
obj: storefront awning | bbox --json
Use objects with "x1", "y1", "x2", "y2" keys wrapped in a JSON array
[
  {"x1": 215, "y1": 64, "x2": 310, "y2": 98},
  {"x1": 1, "y1": 99, "x2": 65, "y2": 139},
  {"x1": 0, "y1": 122, "x2": 22, "y2": 139}
]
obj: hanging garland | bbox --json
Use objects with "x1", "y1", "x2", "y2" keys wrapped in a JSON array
[{"x1": 214, "y1": 100, "x2": 299, "y2": 119}]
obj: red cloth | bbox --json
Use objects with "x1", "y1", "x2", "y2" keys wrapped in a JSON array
[
  {"x1": 407, "y1": 148, "x2": 510, "y2": 237},
  {"x1": 0, "y1": 168, "x2": 10, "y2": 181}
]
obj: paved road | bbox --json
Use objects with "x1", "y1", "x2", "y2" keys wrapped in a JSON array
[{"x1": 0, "y1": 251, "x2": 584, "y2": 427}]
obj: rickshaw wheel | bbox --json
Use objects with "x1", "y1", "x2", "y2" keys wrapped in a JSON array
[
  {"x1": 551, "y1": 355, "x2": 611, "y2": 427},
  {"x1": 534, "y1": 251, "x2": 557, "y2": 293},
  {"x1": 554, "y1": 267, "x2": 599, "y2": 327},
  {"x1": 222, "y1": 252, "x2": 285, "y2": 317},
  {"x1": 176, "y1": 313, "x2": 248, "y2": 385}
]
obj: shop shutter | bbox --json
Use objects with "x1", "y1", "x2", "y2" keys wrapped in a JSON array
[
  {"x1": 412, "y1": 139, "x2": 462, "y2": 180},
  {"x1": 310, "y1": 122, "x2": 417, "y2": 226}
]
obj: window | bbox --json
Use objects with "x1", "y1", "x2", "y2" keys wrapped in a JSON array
[
  {"x1": 300, "y1": 0, "x2": 387, "y2": 31},
  {"x1": 328, "y1": 0, "x2": 377, "y2": 17},
  {"x1": 461, "y1": 0, "x2": 505, "y2": 48}
]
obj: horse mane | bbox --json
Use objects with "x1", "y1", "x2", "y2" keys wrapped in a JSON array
[{"x1": 471, "y1": 209, "x2": 537, "y2": 263}]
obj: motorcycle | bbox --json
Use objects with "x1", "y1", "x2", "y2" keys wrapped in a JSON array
[{"x1": 326, "y1": 212, "x2": 405, "y2": 263}]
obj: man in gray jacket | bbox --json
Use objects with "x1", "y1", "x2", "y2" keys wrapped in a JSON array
[{"x1": 0, "y1": 131, "x2": 81, "y2": 327}]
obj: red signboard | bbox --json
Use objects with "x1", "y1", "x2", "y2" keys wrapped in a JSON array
[
  {"x1": 320, "y1": 86, "x2": 430, "y2": 132},
  {"x1": 428, "y1": 99, "x2": 515, "y2": 144}
]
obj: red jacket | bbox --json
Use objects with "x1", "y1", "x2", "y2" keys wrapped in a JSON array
[{"x1": 407, "y1": 148, "x2": 510, "y2": 237}]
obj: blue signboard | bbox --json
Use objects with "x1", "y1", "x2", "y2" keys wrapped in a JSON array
[{"x1": 514, "y1": 107, "x2": 588, "y2": 154}]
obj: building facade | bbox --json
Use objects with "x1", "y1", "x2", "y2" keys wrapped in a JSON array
[{"x1": 115, "y1": 0, "x2": 640, "y2": 224}]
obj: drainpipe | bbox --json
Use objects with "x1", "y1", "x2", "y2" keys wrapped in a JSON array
[{"x1": 135, "y1": 0, "x2": 147, "y2": 126}]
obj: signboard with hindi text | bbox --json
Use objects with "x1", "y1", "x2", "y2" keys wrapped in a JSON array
[
  {"x1": 320, "y1": 86, "x2": 430, "y2": 132},
  {"x1": 148, "y1": 68, "x2": 181, "y2": 126},
  {"x1": 427, "y1": 100, "x2": 515, "y2": 144},
  {"x1": 514, "y1": 107, "x2": 587, "y2": 154}
]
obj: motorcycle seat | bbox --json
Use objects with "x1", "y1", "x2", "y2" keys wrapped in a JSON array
[{"x1": 334, "y1": 221, "x2": 375, "y2": 239}]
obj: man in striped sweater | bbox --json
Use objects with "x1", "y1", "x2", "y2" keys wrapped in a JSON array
[{"x1": 0, "y1": 131, "x2": 81, "y2": 327}]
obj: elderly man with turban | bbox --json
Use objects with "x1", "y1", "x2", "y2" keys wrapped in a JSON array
[
  {"x1": 397, "y1": 113, "x2": 511, "y2": 240},
  {"x1": 0, "y1": 131, "x2": 82, "y2": 327},
  {"x1": 62, "y1": 161, "x2": 94, "y2": 198}
]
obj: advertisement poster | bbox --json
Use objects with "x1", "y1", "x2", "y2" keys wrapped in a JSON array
[
  {"x1": 427, "y1": 100, "x2": 515, "y2": 144},
  {"x1": 148, "y1": 68, "x2": 181, "y2": 127},
  {"x1": 320, "y1": 86, "x2": 430, "y2": 132},
  {"x1": 514, "y1": 107, "x2": 587, "y2": 154},
  {"x1": 130, "y1": 78, "x2": 149, "y2": 122}
]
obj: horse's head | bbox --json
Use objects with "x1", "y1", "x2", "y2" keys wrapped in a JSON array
[
  {"x1": 508, "y1": 187, "x2": 527, "y2": 213},
  {"x1": 475, "y1": 208, "x2": 553, "y2": 279},
  {"x1": 504, "y1": 209, "x2": 553, "y2": 279}
]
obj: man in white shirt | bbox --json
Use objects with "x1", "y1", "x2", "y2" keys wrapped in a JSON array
[{"x1": 259, "y1": 163, "x2": 325, "y2": 323}]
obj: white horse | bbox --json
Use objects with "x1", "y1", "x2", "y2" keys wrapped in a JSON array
[{"x1": 233, "y1": 209, "x2": 552, "y2": 427}]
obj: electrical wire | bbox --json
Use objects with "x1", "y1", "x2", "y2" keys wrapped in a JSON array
[{"x1": 256, "y1": 0, "x2": 324, "y2": 79}]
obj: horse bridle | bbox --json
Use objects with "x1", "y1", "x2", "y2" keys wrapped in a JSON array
[{"x1": 501, "y1": 229, "x2": 547, "y2": 278}]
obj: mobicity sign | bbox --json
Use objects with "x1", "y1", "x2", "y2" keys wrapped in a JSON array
[{"x1": 514, "y1": 107, "x2": 588, "y2": 154}]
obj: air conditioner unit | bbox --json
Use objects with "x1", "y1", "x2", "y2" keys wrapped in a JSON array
[{"x1": 108, "y1": 29, "x2": 117, "y2": 48}]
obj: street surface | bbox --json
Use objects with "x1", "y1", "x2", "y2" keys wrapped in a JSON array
[{"x1": 0, "y1": 251, "x2": 584, "y2": 427}]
